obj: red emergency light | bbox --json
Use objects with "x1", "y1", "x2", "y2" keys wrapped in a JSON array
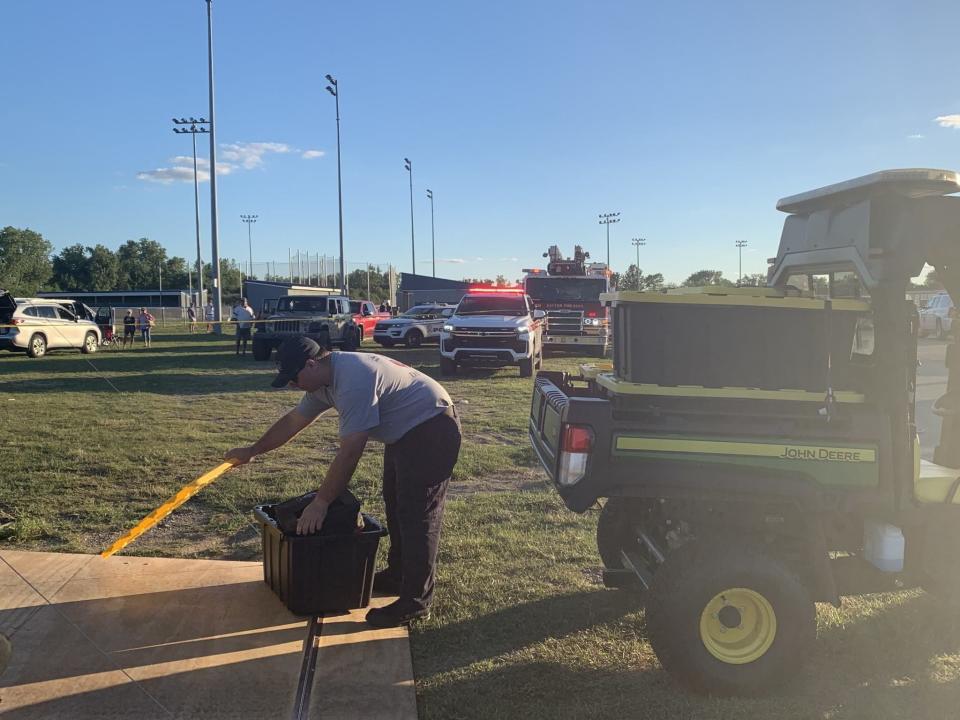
[{"x1": 468, "y1": 286, "x2": 525, "y2": 294}]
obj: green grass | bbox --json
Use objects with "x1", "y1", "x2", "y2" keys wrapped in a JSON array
[{"x1": 2, "y1": 331, "x2": 959, "y2": 719}]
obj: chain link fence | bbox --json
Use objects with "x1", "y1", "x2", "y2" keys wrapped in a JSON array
[{"x1": 235, "y1": 256, "x2": 397, "y2": 303}]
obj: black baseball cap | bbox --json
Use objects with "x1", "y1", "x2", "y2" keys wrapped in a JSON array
[{"x1": 271, "y1": 336, "x2": 323, "y2": 388}]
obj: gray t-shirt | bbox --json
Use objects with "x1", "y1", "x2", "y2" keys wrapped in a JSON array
[{"x1": 295, "y1": 352, "x2": 453, "y2": 444}]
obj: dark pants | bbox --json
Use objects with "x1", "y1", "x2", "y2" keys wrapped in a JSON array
[
  {"x1": 236, "y1": 327, "x2": 251, "y2": 353},
  {"x1": 381, "y1": 407, "x2": 461, "y2": 611}
]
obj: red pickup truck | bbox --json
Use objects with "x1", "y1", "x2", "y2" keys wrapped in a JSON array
[{"x1": 350, "y1": 301, "x2": 391, "y2": 342}]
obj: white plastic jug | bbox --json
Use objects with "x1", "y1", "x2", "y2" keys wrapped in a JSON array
[{"x1": 863, "y1": 520, "x2": 905, "y2": 572}]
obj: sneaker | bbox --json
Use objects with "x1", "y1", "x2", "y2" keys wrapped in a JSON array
[
  {"x1": 365, "y1": 601, "x2": 430, "y2": 628},
  {"x1": 372, "y1": 569, "x2": 402, "y2": 595}
]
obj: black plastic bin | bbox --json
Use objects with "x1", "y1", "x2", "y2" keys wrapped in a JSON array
[{"x1": 254, "y1": 504, "x2": 387, "y2": 615}]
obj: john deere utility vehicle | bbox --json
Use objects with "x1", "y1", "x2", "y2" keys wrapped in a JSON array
[{"x1": 529, "y1": 169, "x2": 960, "y2": 695}]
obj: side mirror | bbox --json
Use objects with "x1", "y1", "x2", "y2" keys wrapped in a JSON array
[
  {"x1": 851, "y1": 315, "x2": 876, "y2": 358},
  {"x1": 533, "y1": 309, "x2": 546, "y2": 319}
]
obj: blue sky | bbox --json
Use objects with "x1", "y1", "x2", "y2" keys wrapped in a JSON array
[{"x1": 1, "y1": 0, "x2": 958, "y2": 285}]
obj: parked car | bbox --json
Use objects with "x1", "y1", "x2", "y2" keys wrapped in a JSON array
[
  {"x1": 919, "y1": 292, "x2": 954, "y2": 338},
  {"x1": 373, "y1": 304, "x2": 456, "y2": 348},
  {"x1": 0, "y1": 291, "x2": 102, "y2": 358},
  {"x1": 252, "y1": 294, "x2": 359, "y2": 361},
  {"x1": 349, "y1": 300, "x2": 391, "y2": 342}
]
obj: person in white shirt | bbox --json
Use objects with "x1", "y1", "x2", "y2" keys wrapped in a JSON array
[
  {"x1": 204, "y1": 302, "x2": 215, "y2": 332},
  {"x1": 231, "y1": 297, "x2": 256, "y2": 355}
]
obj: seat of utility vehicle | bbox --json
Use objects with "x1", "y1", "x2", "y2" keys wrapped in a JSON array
[{"x1": 916, "y1": 459, "x2": 960, "y2": 504}]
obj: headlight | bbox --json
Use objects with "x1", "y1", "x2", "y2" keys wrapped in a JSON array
[
  {"x1": 443, "y1": 324, "x2": 454, "y2": 332},
  {"x1": 517, "y1": 327, "x2": 531, "y2": 336}
]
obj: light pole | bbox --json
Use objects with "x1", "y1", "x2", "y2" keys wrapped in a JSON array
[
  {"x1": 240, "y1": 214, "x2": 258, "y2": 280},
  {"x1": 204, "y1": 0, "x2": 224, "y2": 332},
  {"x1": 736, "y1": 240, "x2": 748, "y2": 284},
  {"x1": 172, "y1": 117, "x2": 208, "y2": 307},
  {"x1": 325, "y1": 75, "x2": 346, "y2": 295},
  {"x1": 158, "y1": 261, "x2": 165, "y2": 328},
  {"x1": 404, "y1": 158, "x2": 415, "y2": 273},
  {"x1": 631, "y1": 238, "x2": 646, "y2": 288},
  {"x1": 426, "y1": 189, "x2": 435, "y2": 277},
  {"x1": 599, "y1": 212, "x2": 620, "y2": 268}
]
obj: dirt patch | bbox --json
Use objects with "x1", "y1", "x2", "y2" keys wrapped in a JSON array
[
  {"x1": 581, "y1": 566, "x2": 604, "y2": 585},
  {"x1": 471, "y1": 432, "x2": 522, "y2": 447},
  {"x1": 447, "y1": 467, "x2": 548, "y2": 496}
]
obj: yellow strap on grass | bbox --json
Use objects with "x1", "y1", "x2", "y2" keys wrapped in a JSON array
[{"x1": 100, "y1": 461, "x2": 236, "y2": 558}]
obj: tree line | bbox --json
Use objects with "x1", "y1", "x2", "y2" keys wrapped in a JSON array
[
  {"x1": 0, "y1": 226, "x2": 396, "y2": 304},
  {"x1": 1, "y1": 226, "x2": 241, "y2": 299}
]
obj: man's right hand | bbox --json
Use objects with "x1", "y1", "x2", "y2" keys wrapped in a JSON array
[{"x1": 225, "y1": 446, "x2": 256, "y2": 466}]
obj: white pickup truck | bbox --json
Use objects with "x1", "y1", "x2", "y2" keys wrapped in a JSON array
[{"x1": 439, "y1": 288, "x2": 545, "y2": 377}]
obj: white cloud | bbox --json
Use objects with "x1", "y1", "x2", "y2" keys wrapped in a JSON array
[
  {"x1": 219, "y1": 142, "x2": 291, "y2": 169},
  {"x1": 499, "y1": 257, "x2": 519, "y2": 262},
  {"x1": 137, "y1": 166, "x2": 201, "y2": 185},
  {"x1": 137, "y1": 141, "x2": 292, "y2": 184},
  {"x1": 935, "y1": 115, "x2": 960, "y2": 128},
  {"x1": 302, "y1": 149, "x2": 325, "y2": 159},
  {"x1": 136, "y1": 162, "x2": 233, "y2": 184},
  {"x1": 420, "y1": 258, "x2": 466, "y2": 264},
  {"x1": 907, "y1": 134, "x2": 925, "y2": 140}
]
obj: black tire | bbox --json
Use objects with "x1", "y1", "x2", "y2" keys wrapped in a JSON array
[
  {"x1": 645, "y1": 537, "x2": 816, "y2": 696},
  {"x1": 341, "y1": 327, "x2": 360, "y2": 352},
  {"x1": 81, "y1": 332, "x2": 99, "y2": 354},
  {"x1": 597, "y1": 499, "x2": 631, "y2": 569},
  {"x1": 251, "y1": 340, "x2": 272, "y2": 361},
  {"x1": 440, "y1": 357, "x2": 457, "y2": 376},
  {"x1": 519, "y1": 358, "x2": 534, "y2": 377},
  {"x1": 378, "y1": 338, "x2": 395, "y2": 348},
  {"x1": 406, "y1": 329, "x2": 423, "y2": 348},
  {"x1": 27, "y1": 334, "x2": 46, "y2": 358}
]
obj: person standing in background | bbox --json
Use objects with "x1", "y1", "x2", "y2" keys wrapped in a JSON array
[
  {"x1": 205, "y1": 301, "x2": 215, "y2": 332},
  {"x1": 231, "y1": 297, "x2": 256, "y2": 356},
  {"x1": 122, "y1": 309, "x2": 136, "y2": 349},
  {"x1": 187, "y1": 304, "x2": 197, "y2": 333},
  {"x1": 138, "y1": 307, "x2": 155, "y2": 348}
]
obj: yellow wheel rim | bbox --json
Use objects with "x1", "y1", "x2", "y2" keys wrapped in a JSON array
[{"x1": 699, "y1": 588, "x2": 777, "y2": 665}]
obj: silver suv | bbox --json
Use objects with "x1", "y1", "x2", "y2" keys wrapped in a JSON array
[
  {"x1": 373, "y1": 304, "x2": 456, "y2": 348},
  {"x1": 0, "y1": 291, "x2": 102, "y2": 358}
]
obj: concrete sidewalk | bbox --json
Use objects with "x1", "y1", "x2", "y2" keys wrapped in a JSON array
[{"x1": 0, "y1": 550, "x2": 417, "y2": 719}]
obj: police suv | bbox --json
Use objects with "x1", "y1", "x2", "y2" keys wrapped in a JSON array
[
  {"x1": 373, "y1": 303, "x2": 456, "y2": 348},
  {"x1": 439, "y1": 288, "x2": 544, "y2": 377}
]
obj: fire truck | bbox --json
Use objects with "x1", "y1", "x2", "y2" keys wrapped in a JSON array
[{"x1": 522, "y1": 245, "x2": 610, "y2": 356}]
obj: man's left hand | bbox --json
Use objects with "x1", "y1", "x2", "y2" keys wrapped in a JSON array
[{"x1": 297, "y1": 497, "x2": 330, "y2": 535}]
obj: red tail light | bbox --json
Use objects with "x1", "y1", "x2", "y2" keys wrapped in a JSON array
[
  {"x1": 11, "y1": 318, "x2": 25, "y2": 325},
  {"x1": 561, "y1": 424, "x2": 594, "y2": 453},
  {"x1": 586, "y1": 310, "x2": 598, "y2": 318}
]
